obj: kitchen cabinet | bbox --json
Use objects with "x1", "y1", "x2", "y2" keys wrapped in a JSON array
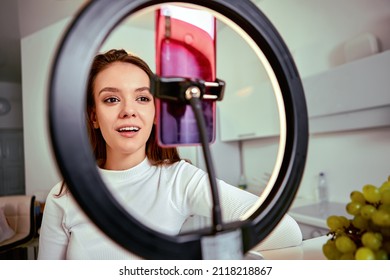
[
  {"x1": 304, "y1": 50, "x2": 390, "y2": 118},
  {"x1": 217, "y1": 48, "x2": 390, "y2": 141},
  {"x1": 218, "y1": 81, "x2": 280, "y2": 142},
  {"x1": 216, "y1": 25, "x2": 280, "y2": 142},
  {"x1": 304, "y1": 50, "x2": 390, "y2": 134}
]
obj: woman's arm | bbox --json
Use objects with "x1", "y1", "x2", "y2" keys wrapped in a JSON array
[
  {"x1": 38, "y1": 183, "x2": 70, "y2": 260},
  {"x1": 177, "y1": 162, "x2": 302, "y2": 249},
  {"x1": 217, "y1": 180, "x2": 303, "y2": 249}
]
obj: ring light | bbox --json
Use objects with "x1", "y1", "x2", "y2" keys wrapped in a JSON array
[{"x1": 49, "y1": 0, "x2": 308, "y2": 259}]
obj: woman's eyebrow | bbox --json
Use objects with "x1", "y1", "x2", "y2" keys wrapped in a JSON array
[
  {"x1": 135, "y1": 86, "x2": 151, "y2": 93},
  {"x1": 98, "y1": 87, "x2": 119, "y2": 95},
  {"x1": 98, "y1": 86, "x2": 151, "y2": 95}
]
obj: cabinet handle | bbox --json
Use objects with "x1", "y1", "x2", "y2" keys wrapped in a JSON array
[{"x1": 238, "y1": 133, "x2": 256, "y2": 138}]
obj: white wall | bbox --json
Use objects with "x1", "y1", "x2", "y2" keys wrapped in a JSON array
[
  {"x1": 256, "y1": 0, "x2": 390, "y2": 78},
  {"x1": 301, "y1": 127, "x2": 390, "y2": 202},
  {"x1": 242, "y1": 127, "x2": 390, "y2": 204},
  {"x1": 21, "y1": 19, "x2": 68, "y2": 199}
]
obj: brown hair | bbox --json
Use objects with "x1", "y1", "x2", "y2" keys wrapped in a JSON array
[{"x1": 58, "y1": 49, "x2": 181, "y2": 195}]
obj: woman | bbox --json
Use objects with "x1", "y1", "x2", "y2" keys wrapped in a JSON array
[{"x1": 38, "y1": 49, "x2": 302, "y2": 259}]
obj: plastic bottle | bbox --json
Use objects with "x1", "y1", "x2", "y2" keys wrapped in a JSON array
[
  {"x1": 238, "y1": 174, "x2": 247, "y2": 190},
  {"x1": 318, "y1": 172, "x2": 329, "y2": 216}
]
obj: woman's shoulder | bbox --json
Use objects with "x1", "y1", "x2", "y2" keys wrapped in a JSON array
[
  {"x1": 45, "y1": 181, "x2": 71, "y2": 207},
  {"x1": 47, "y1": 181, "x2": 67, "y2": 196},
  {"x1": 164, "y1": 159, "x2": 201, "y2": 174},
  {"x1": 159, "y1": 159, "x2": 208, "y2": 187}
]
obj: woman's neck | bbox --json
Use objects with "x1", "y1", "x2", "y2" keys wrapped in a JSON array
[{"x1": 103, "y1": 150, "x2": 146, "y2": 170}]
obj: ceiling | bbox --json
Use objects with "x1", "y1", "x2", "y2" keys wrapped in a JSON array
[
  {"x1": 1, "y1": 0, "x2": 390, "y2": 84},
  {"x1": 0, "y1": 0, "x2": 86, "y2": 84}
]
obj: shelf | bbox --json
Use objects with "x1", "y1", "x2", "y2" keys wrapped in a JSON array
[{"x1": 303, "y1": 50, "x2": 390, "y2": 134}]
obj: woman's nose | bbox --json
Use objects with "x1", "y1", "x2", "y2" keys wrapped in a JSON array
[{"x1": 119, "y1": 101, "x2": 136, "y2": 118}]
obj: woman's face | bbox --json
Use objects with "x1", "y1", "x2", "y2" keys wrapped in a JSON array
[{"x1": 91, "y1": 61, "x2": 155, "y2": 169}]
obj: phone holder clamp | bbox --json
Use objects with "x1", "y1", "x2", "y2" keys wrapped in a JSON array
[{"x1": 151, "y1": 76, "x2": 225, "y2": 103}]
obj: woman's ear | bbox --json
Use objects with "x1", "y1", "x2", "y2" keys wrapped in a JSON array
[
  {"x1": 153, "y1": 100, "x2": 158, "y2": 125},
  {"x1": 153, "y1": 114, "x2": 157, "y2": 125},
  {"x1": 90, "y1": 108, "x2": 99, "y2": 129}
]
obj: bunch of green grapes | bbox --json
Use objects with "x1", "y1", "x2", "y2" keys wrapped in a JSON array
[{"x1": 323, "y1": 176, "x2": 390, "y2": 260}]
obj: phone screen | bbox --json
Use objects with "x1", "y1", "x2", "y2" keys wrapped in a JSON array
[{"x1": 155, "y1": 5, "x2": 216, "y2": 147}]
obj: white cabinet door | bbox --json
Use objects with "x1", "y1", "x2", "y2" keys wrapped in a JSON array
[
  {"x1": 304, "y1": 50, "x2": 390, "y2": 118},
  {"x1": 303, "y1": 50, "x2": 390, "y2": 134},
  {"x1": 218, "y1": 81, "x2": 280, "y2": 141},
  {"x1": 216, "y1": 25, "x2": 280, "y2": 142}
]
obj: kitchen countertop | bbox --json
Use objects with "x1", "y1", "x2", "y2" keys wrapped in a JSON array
[
  {"x1": 244, "y1": 197, "x2": 344, "y2": 259},
  {"x1": 289, "y1": 201, "x2": 347, "y2": 228},
  {"x1": 288, "y1": 197, "x2": 347, "y2": 228},
  {"x1": 251, "y1": 235, "x2": 329, "y2": 260},
  {"x1": 243, "y1": 197, "x2": 345, "y2": 260}
]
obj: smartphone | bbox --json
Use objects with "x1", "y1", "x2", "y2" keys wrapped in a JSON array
[{"x1": 155, "y1": 5, "x2": 216, "y2": 147}]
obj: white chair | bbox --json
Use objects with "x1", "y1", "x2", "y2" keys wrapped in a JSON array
[{"x1": 0, "y1": 195, "x2": 36, "y2": 255}]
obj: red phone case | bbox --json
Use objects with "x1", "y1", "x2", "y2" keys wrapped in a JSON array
[{"x1": 155, "y1": 5, "x2": 216, "y2": 147}]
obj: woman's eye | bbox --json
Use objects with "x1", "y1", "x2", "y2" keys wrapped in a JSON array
[
  {"x1": 136, "y1": 96, "x2": 151, "y2": 102},
  {"x1": 104, "y1": 97, "x2": 119, "y2": 103}
]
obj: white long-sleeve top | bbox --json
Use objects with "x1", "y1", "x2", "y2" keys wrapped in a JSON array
[{"x1": 38, "y1": 158, "x2": 302, "y2": 259}]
